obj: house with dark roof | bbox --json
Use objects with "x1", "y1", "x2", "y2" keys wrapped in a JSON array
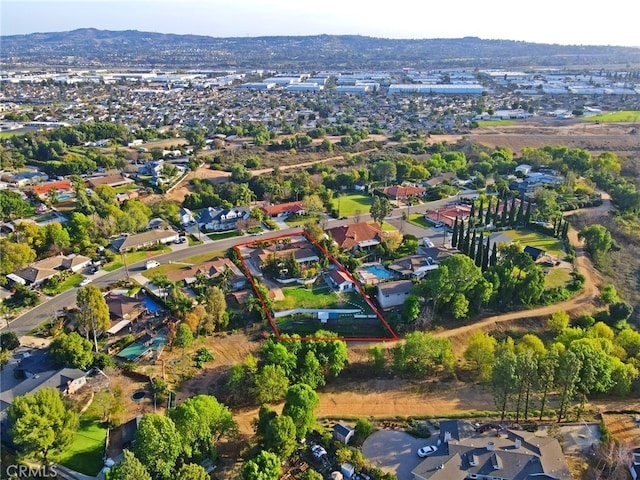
[
  {"x1": 326, "y1": 222, "x2": 384, "y2": 251},
  {"x1": 524, "y1": 246, "x2": 546, "y2": 261},
  {"x1": 333, "y1": 422, "x2": 355, "y2": 444},
  {"x1": 377, "y1": 280, "x2": 413, "y2": 309},
  {"x1": 196, "y1": 206, "x2": 250, "y2": 231},
  {"x1": 388, "y1": 255, "x2": 440, "y2": 280},
  {"x1": 87, "y1": 174, "x2": 134, "y2": 189},
  {"x1": 166, "y1": 257, "x2": 246, "y2": 290},
  {"x1": 411, "y1": 420, "x2": 571, "y2": 480}
]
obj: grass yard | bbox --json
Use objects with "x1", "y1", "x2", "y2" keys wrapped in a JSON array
[
  {"x1": 103, "y1": 247, "x2": 172, "y2": 272},
  {"x1": 187, "y1": 234, "x2": 203, "y2": 246},
  {"x1": 544, "y1": 268, "x2": 572, "y2": 289},
  {"x1": 276, "y1": 315, "x2": 394, "y2": 339},
  {"x1": 332, "y1": 193, "x2": 373, "y2": 217},
  {"x1": 273, "y1": 284, "x2": 342, "y2": 311},
  {"x1": 583, "y1": 110, "x2": 640, "y2": 122},
  {"x1": 184, "y1": 250, "x2": 225, "y2": 265},
  {"x1": 114, "y1": 184, "x2": 139, "y2": 194},
  {"x1": 58, "y1": 412, "x2": 107, "y2": 476},
  {"x1": 206, "y1": 230, "x2": 241, "y2": 241},
  {"x1": 379, "y1": 221, "x2": 398, "y2": 231},
  {"x1": 41, "y1": 273, "x2": 84, "y2": 296},
  {"x1": 476, "y1": 119, "x2": 516, "y2": 126},
  {"x1": 503, "y1": 229, "x2": 565, "y2": 257},
  {"x1": 285, "y1": 214, "x2": 320, "y2": 227},
  {"x1": 408, "y1": 213, "x2": 434, "y2": 229}
]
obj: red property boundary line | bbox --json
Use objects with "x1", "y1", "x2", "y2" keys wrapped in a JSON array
[{"x1": 233, "y1": 230, "x2": 398, "y2": 342}]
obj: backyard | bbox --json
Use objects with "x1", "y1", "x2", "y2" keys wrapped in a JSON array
[
  {"x1": 331, "y1": 193, "x2": 373, "y2": 217},
  {"x1": 272, "y1": 282, "x2": 361, "y2": 311},
  {"x1": 58, "y1": 405, "x2": 107, "y2": 476},
  {"x1": 503, "y1": 229, "x2": 566, "y2": 258}
]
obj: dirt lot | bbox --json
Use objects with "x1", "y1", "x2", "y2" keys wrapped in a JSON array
[
  {"x1": 602, "y1": 413, "x2": 640, "y2": 447},
  {"x1": 462, "y1": 120, "x2": 640, "y2": 154}
]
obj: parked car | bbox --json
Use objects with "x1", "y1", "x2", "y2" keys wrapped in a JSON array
[
  {"x1": 145, "y1": 260, "x2": 160, "y2": 269},
  {"x1": 417, "y1": 445, "x2": 438, "y2": 457},
  {"x1": 78, "y1": 278, "x2": 93, "y2": 287}
]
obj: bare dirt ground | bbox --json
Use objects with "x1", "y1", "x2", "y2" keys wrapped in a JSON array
[
  {"x1": 602, "y1": 413, "x2": 640, "y2": 447},
  {"x1": 462, "y1": 120, "x2": 640, "y2": 153}
]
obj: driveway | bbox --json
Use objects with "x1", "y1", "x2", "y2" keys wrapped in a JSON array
[{"x1": 362, "y1": 430, "x2": 436, "y2": 480}]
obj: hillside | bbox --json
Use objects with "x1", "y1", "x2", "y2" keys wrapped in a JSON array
[{"x1": 3, "y1": 29, "x2": 640, "y2": 69}]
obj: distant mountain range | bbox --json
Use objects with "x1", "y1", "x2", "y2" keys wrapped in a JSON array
[{"x1": 2, "y1": 28, "x2": 640, "y2": 69}]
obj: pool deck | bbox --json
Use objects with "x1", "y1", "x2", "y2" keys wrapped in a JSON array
[{"x1": 356, "y1": 263, "x2": 397, "y2": 285}]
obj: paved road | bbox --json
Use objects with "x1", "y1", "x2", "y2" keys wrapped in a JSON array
[{"x1": 2, "y1": 193, "x2": 474, "y2": 337}]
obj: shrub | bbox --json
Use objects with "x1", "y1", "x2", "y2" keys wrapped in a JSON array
[{"x1": 193, "y1": 347, "x2": 215, "y2": 368}]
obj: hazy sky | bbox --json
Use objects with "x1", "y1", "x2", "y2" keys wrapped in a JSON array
[{"x1": 2, "y1": 0, "x2": 639, "y2": 47}]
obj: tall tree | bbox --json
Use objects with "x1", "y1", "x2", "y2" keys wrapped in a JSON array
[
  {"x1": 48, "y1": 331, "x2": 93, "y2": 369},
  {"x1": 484, "y1": 197, "x2": 493, "y2": 225},
  {"x1": 176, "y1": 464, "x2": 209, "y2": 480},
  {"x1": 106, "y1": 450, "x2": 151, "y2": 480},
  {"x1": 133, "y1": 414, "x2": 182, "y2": 480},
  {"x1": 492, "y1": 349, "x2": 517, "y2": 421},
  {"x1": 537, "y1": 347, "x2": 559, "y2": 421},
  {"x1": 174, "y1": 323, "x2": 193, "y2": 371},
  {"x1": 475, "y1": 232, "x2": 484, "y2": 267},
  {"x1": 203, "y1": 286, "x2": 227, "y2": 334},
  {"x1": 251, "y1": 364, "x2": 290, "y2": 404},
  {"x1": 578, "y1": 224, "x2": 612, "y2": 262},
  {"x1": 76, "y1": 285, "x2": 110, "y2": 352},
  {"x1": 264, "y1": 414, "x2": 298, "y2": 458},
  {"x1": 370, "y1": 195, "x2": 392, "y2": 226},
  {"x1": 451, "y1": 217, "x2": 459, "y2": 248},
  {"x1": 242, "y1": 451, "x2": 280, "y2": 480},
  {"x1": 8, "y1": 387, "x2": 79, "y2": 462},
  {"x1": 464, "y1": 330, "x2": 496, "y2": 383},
  {"x1": 281, "y1": 384, "x2": 319, "y2": 439},
  {"x1": 556, "y1": 349, "x2": 582, "y2": 422},
  {"x1": 524, "y1": 200, "x2": 532, "y2": 225}
]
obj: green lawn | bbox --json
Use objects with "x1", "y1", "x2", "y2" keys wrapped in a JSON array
[
  {"x1": 187, "y1": 234, "x2": 203, "y2": 246},
  {"x1": 103, "y1": 247, "x2": 171, "y2": 272},
  {"x1": 583, "y1": 110, "x2": 640, "y2": 122},
  {"x1": 207, "y1": 230, "x2": 241, "y2": 241},
  {"x1": 276, "y1": 315, "x2": 394, "y2": 339},
  {"x1": 58, "y1": 413, "x2": 107, "y2": 476},
  {"x1": 272, "y1": 283, "x2": 371, "y2": 312},
  {"x1": 407, "y1": 213, "x2": 434, "y2": 229},
  {"x1": 544, "y1": 268, "x2": 572, "y2": 289},
  {"x1": 114, "y1": 184, "x2": 139, "y2": 194},
  {"x1": 285, "y1": 214, "x2": 320, "y2": 227},
  {"x1": 41, "y1": 273, "x2": 84, "y2": 296},
  {"x1": 502, "y1": 229, "x2": 565, "y2": 257},
  {"x1": 332, "y1": 193, "x2": 373, "y2": 217},
  {"x1": 380, "y1": 221, "x2": 397, "y2": 231},
  {"x1": 476, "y1": 119, "x2": 516, "y2": 126}
]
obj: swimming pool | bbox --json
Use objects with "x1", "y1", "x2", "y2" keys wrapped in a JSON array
[
  {"x1": 144, "y1": 297, "x2": 161, "y2": 314},
  {"x1": 362, "y1": 264, "x2": 394, "y2": 279}
]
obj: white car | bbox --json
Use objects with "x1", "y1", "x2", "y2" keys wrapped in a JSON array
[
  {"x1": 78, "y1": 278, "x2": 93, "y2": 287},
  {"x1": 417, "y1": 445, "x2": 438, "y2": 457}
]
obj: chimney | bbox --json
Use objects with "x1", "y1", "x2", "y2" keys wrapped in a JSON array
[
  {"x1": 514, "y1": 439, "x2": 521, "y2": 449},
  {"x1": 487, "y1": 441, "x2": 495, "y2": 451},
  {"x1": 444, "y1": 431, "x2": 452, "y2": 443}
]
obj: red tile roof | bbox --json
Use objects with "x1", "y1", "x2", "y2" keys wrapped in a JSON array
[
  {"x1": 31, "y1": 180, "x2": 72, "y2": 196},
  {"x1": 328, "y1": 269, "x2": 353, "y2": 286},
  {"x1": 261, "y1": 201, "x2": 305, "y2": 216},
  {"x1": 327, "y1": 222, "x2": 383, "y2": 249},
  {"x1": 382, "y1": 185, "x2": 426, "y2": 198}
]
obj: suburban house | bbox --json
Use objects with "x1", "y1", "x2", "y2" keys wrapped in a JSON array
[
  {"x1": 0, "y1": 170, "x2": 48, "y2": 187},
  {"x1": 179, "y1": 207, "x2": 195, "y2": 226},
  {"x1": 380, "y1": 184, "x2": 426, "y2": 200},
  {"x1": 253, "y1": 240, "x2": 320, "y2": 267},
  {"x1": 327, "y1": 222, "x2": 384, "y2": 251},
  {"x1": 524, "y1": 245, "x2": 545, "y2": 261},
  {"x1": 376, "y1": 280, "x2": 413, "y2": 309},
  {"x1": 326, "y1": 269, "x2": 355, "y2": 292},
  {"x1": 260, "y1": 201, "x2": 306, "y2": 218},
  {"x1": 411, "y1": 420, "x2": 571, "y2": 480},
  {"x1": 30, "y1": 180, "x2": 74, "y2": 200},
  {"x1": 166, "y1": 257, "x2": 247, "y2": 290},
  {"x1": 423, "y1": 172, "x2": 457, "y2": 189},
  {"x1": 111, "y1": 229, "x2": 179, "y2": 253},
  {"x1": 116, "y1": 190, "x2": 139, "y2": 203},
  {"x1": 333, "y1": 422, "x2": 356, "y2": 444},
  {"x1": 87, "y1": 174, "x2": 135, "y2": 189},
  {"x1": 12, "y1": 254, "x2": 92, "y2": 286},
  {"x1": 196, "y1": 206, "x2": 250, "y2": 231},
  {"x1": 388, "y1": 255, "x2": 440, "y2": 280},
  {"x1": 105, "y1": 293, "x2": 146, "y2": 322},
  {"x1": 424, "y1": 205, "x2": 471, "y2": 229}
]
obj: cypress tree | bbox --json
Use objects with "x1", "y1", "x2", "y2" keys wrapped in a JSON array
[
  {"x1": 462, "y1": 222, "x2": 471, "y2": 254},
  {"x1": 475, "y1": 232, "x2": 484, "y2": 267},
  {"x1": 485, "y1": 197, "x2": 493, "y2": 225},
  {"x1": 469, "y1": 202, "x2": 476, "y2": 222},
  {"x1": 562, "y1": 220, "x2": 569, "y2": 239},
  {"x1": 508, "y1": 197, "x2": 517, "y2": 226},
  {"x1": 500, "y1": 198, "x2": 508, "y2": 225},
  {"x1": 493, "y1": 199, "x2": 501, "y2": 225},
  {"x1": 451, "y1": 217, "x2": 459, "y2": 248},
  {"x1": 482, "y1": 240, "x2": 490, "y2": 271},
  {"x1": 469, "y1": 230, "x2": 477, "y2": 259},
  {"x1": 457, "y1": 220, "x2": 465, "y2": 249},
  {"x1": 516, "y1": 200, "x2": 524, "y2": 226},
  {"x1": 524, "y1": 200, "x2": 532, "y2": 225},
  {"x1": 490, "y1": 242, "x2": 498, "y2": 266}
]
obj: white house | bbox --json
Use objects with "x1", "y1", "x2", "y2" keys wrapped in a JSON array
[
  {"x1": 377, "y1": 280, "x2": 413, "y2": 309},
  {"x1": 179, "y1": 207, "x2": 195, "y2": 226},
  {"x1": 327, "y1": 269, "x2": 354, "y2": 293}
]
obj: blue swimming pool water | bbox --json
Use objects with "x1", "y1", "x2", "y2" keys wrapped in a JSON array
[
  {"x1": 151, "y1": 332, "x2": 168, "y2": 348},
  {"x1": 57, "y1": 194, "x2": 73, "y2": 200},
  {"x1": 363, "y1": 264, "x2": 394, "y2": 279},
  {"x1": 144, "y1": 297, "x2": 161, "y2": 313}
]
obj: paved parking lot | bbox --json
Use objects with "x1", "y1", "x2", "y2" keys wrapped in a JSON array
[{"x1": 362, "y1": 430, "x2": 436, "y2": 480}]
